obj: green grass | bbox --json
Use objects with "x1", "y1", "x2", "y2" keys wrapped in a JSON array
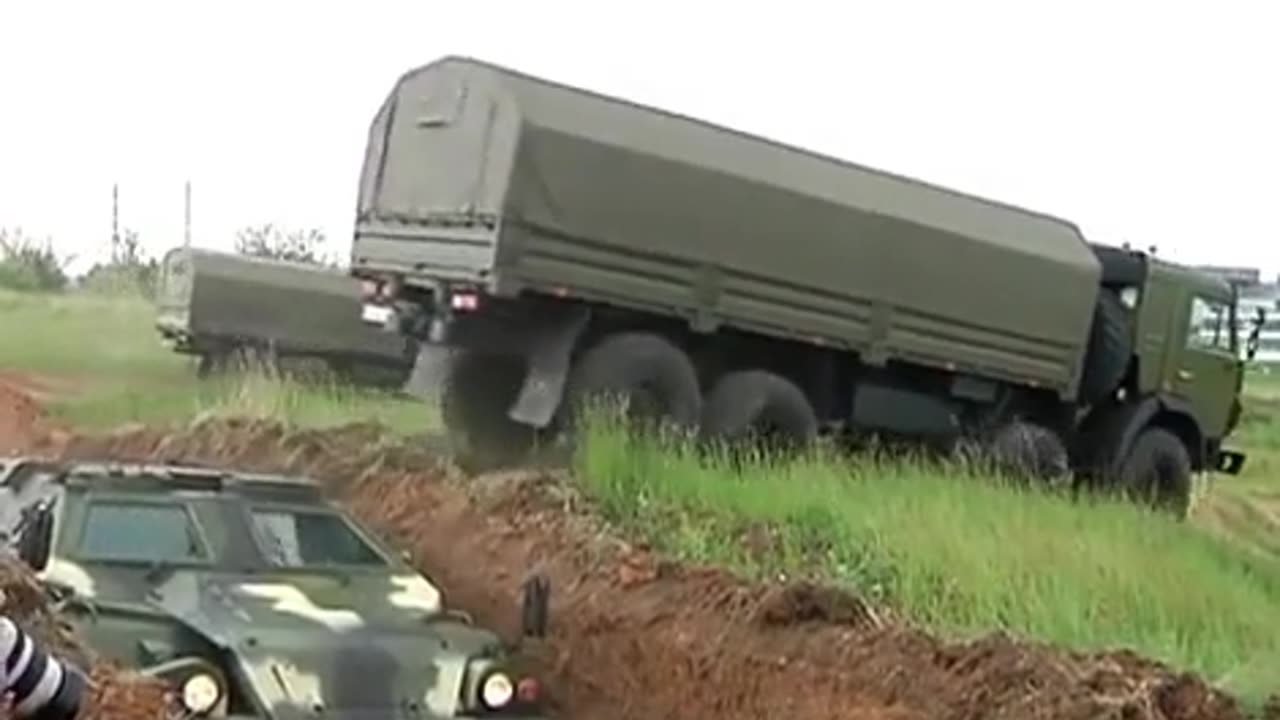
[
  {"x1": 573, "y1": 413, "x2": 1280, "y2": 705},
  {"x1": 3, "y1": 286, "x2": 1279, "y2": 706},
  {"x1": 0, "y1": 288, "x2": 432, "y2": 434}
]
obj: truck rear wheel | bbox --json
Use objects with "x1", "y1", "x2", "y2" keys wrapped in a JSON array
[
  {"x1": 441, "y1": 350, "x2": 536, "y2": 474},
  {"x1": 562, "y1": 332, "x2": 701, "y2": 431},
  {"x1": 699, "y1": 370, "x2": 818, "y2": 452},
  {"x1": 988, "y1": 420, "x2": 1070, "y2": 485},
  {"x1": 1078, "y1": 289, "x2": 1133, "y2": 405},
  {"x1": 1117, "y1": 426, "x2": 1193, "y2": 518}
]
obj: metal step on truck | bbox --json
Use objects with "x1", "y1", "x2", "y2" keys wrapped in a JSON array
[{"x1": 348, "y1": 56, "x2": 1264, "y2": 516}]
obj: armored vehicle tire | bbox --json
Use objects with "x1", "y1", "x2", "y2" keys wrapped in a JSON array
[
  {"x1": 562, "y1": 332, "x2": 701, "y2": 430},
  {"x1": 441, "y1": 350, "x2": 537, "y2": 474},
  {"x1": 987, "y1": 420, "x2": 1070, "y2": 484},
  {"x1": 1078, "y1": 289, "x2": 1133, "y2": 405},
  {"x1": 699, "y1": 370, "x2": 818, "y2": 451},
  {"x1": 1117, "y1": 426, "x2": 1193, "y2": 518}
]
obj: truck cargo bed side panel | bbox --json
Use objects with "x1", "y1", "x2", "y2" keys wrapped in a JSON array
[
  {"x1": 504, "y1": 126, "x2": 1094, "y2": 391},
  {"x1": 353, "y1": 58, "x2": 1102, "y2": 394}
]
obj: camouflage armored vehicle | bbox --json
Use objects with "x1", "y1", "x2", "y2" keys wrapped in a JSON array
[
  {"x1": 156, "y1": 246, "x2": 417, "y2": 389},
  {"x1": 0, "y1": 458, "x2": 551, "y2": 719},
  {"x1": 349, "y1": 55, "x2": 1261, "y2": 513}
]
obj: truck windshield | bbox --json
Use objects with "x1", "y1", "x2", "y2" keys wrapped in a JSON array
[
  {"x1": 247, "y1": 506, "x2": 386, "y2": 569},
  {"x1": 1190, "y1": 295, "x2": 1234, "y2": 354}
]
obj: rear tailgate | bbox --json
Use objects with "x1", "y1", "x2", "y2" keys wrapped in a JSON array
[
  {"x1": 155, "y1": 247, "x2": 195, "y2": 345},
  {"x1": 352, "y1": 62, "x2": 515, "y2": 286}
]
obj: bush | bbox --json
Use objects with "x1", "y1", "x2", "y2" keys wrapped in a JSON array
[{"x1": 0, "y1": 228, "x2": 69, "y2": 292}]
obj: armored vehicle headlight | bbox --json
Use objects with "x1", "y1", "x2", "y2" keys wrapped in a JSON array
[
  {"x1": 480, "y1": 671, "x2": 514, "y2": 709},
  {"x1": 181, "y1": 672, "x2": 221, "y2": 714}
]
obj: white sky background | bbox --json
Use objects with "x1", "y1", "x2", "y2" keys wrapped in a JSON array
[{"x1": 1, "y1": 0, "x2": 1277, "y2": 278}]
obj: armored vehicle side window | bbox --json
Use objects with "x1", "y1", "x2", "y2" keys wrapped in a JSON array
[
  {"x1": 80, "y1": 500, "x2": 208, "y2": 563},
  {"x1": 248, "y1": 508, "x2": 384, "y2": 568},
  {"x1": 1188, "y1": 296, "x2": 1232, "y2": 353}
]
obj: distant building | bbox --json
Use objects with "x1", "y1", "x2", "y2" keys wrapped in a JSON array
[{"x1": 1194, "y1": 265, "x2": 1263, "y2": 287}]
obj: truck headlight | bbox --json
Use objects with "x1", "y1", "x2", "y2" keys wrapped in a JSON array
[
  {"x1": 479, "y1": 671, "x2": 514, "y2": 709},
  {"x1": 181, "y1": 672, "x2": 222, "y2": 714}
]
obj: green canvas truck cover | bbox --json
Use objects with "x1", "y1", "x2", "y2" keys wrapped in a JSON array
[
  {"x1": 352, "y1": 56, "x2": 1103, "y2": 396},
  {"x1": 157, "y1": 246, "x2": 414, "y2": 365}
]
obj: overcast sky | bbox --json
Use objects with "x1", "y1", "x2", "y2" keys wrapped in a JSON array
[{"x1": 1, "y1": 0, "x2": 1277, "y2": 278}]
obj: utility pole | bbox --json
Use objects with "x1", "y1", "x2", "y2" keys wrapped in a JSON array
[
  {"x1": 111, "y1": 182, "x2": 120, "y2": 263},
  {"x1": 184, "y1": 179, "x2": 192, "y2": 247}
]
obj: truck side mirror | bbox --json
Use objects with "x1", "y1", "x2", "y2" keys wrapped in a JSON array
[
  {"x1": 519, "y1": 573, "x2": 550, "y2": 639},
  {"x1": 17, "y1": 505, "x2": 53, "y2": 572}
]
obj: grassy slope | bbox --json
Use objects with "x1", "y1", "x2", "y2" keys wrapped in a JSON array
[{"x1": 2, "y1": 288, "x2": 1278, "y2": 705}]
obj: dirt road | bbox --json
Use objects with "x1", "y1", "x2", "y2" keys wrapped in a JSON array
[{"x1": 0, "y1": 376, "x2": 1261, "y2": 720}]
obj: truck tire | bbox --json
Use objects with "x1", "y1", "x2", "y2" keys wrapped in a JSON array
[
  {"x1": 988, "y1": 420, "x2": 1070, "y2": 485},
  {"x1": 562, "y1": 332, "x2": 701, "y2": 431},
  {"x1": 1117, "y1": 426, "x2": 1193, "y2": 518},
  {"x1": 1078, "y1": 289, "x2": 1132, "y2": 405},
  {"x1": 441, "y1": 350, "x2": 536, "y2": 474},
  {"x1": 699, "y1": 370, "x2": 818, "y2": 451}
]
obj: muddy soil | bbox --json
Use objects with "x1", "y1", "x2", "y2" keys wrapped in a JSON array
[{"x1": 0, "y1": 372, "x2": 51, "y2": 454}]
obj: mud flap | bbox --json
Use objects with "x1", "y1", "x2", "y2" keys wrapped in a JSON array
[
  {"x1": 400, "y1": 344, "x2": 453, "y2": 400},
  {"x1": 508, "y1": 307, "x2": 591, "y2": 428}
]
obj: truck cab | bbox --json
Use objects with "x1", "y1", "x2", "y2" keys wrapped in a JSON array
[
  {"x1": 1083, "y1": 248, "x2": 1254, "y2": 509},
  {"x1": 1133, "y1": 260, "x2": 1246, "y2": 436}
]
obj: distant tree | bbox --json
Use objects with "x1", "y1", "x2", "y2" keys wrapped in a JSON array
[
  {"x1": 0, "y1": 227, "x2": 72, "y2": 292},
  {"x1": 80, "y1": 227, "x2": 160, "y2": 298},
  {"x1": 234, "y1": 224, "x2": 335, "y2": 266}
]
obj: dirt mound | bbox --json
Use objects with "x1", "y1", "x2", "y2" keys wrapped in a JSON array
[
  {"x1": 23, "y1": 418, "x2": 1256, "y2": 720},
  {"x1": 0, "y1": 378, "x2": 46, "y2": 454},
  {"x1": 0, "y1": 555, "x2": 175, "y2": 720}
]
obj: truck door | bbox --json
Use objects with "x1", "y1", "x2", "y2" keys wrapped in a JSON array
[{"x1": 1170, "y1": 291, "x2": 1238, "y2": 438}]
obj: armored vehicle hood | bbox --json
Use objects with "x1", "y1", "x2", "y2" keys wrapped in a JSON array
[{"x1": 51, "y1": 559, "x2": 511, "y2": 718}]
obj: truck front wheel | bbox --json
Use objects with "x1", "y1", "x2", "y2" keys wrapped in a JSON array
[
  {"x1": 561, "y1": 332, "x2": 702, "y2": 432},
  {"x1": 1117, "y1": 426, "x2": 1193, "y2": 518}
]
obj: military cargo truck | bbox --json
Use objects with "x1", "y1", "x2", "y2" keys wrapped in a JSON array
[
  {"x1": 157, "y1": 246, "x2": 417, "y2": 389},
  {"x1": 349, "y1": 56, "x2": 1260, "y2": 514}
]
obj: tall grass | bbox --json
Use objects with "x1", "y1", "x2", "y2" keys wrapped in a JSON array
[{"x1": 573, "y1": 407, "x2": 1280, "y2": 703}]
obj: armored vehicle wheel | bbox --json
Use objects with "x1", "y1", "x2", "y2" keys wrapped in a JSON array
[
  {"x1": 1117, "y1": 426, "x2": 1193, "y2": 518},
  {"x1": 699, "y1": 370, "x2": 818, "y2": 452},
  {"x1": 987, "y1": 420, "x2": 1070, "y2": 485},
  {"x1": 441, "y1": 350, "x2": 537, "y2": 474},
  {"x1": 562, "y1": 332, "x2": 701, "y2": 432},
  {"x1": 1078, "y1": 289, "x2": 1133, "y2": 405}
]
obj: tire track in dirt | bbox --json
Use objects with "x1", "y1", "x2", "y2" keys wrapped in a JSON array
[{"x1": 11, "y1": 411, "x2": 1252, "y2": 720}]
